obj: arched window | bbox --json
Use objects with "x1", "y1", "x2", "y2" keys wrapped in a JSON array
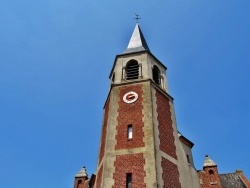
[
  {"x1": 77, "y1": 180, "x2": 82, "y2": 188},
  {"x1": 209, "y1": 170, "x2": 214, "y2": 175},
  {"x1": 126, "y1": 60, "x2": 139, "y2": 80},
  {"x1": 152, "y1": 65, "x2": 161, "y2": 85},
  {"x1": 209, "y1": 170, "x2": 217, "y2": 183}
]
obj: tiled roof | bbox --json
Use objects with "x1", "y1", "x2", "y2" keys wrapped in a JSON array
[{"x1": 220, "y1": 173, "x2": 247, "y2": 188}]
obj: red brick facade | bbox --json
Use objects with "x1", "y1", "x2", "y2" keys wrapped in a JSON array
[
  {"x1": 156, "y1": 90, "x2": 177, "y2": 160},
  {"x1": 74, "y1": 177, "x2": 89, "y2": 188},
  {"x1": 113, "y1": 153, "x2": 146, "y2": 188},
  {"x1": 198, "y1": 166, "x2": 222, "y2": 188},
  {"x1": 95, "y1": 165, "x2": 103, "y2": 188},
  {"x1": 161, "y1": 157, "x2": 181, "y2": 188},
  {"x1": 98, "y1": 98, "x2": 110, "y2": 165},
  {"x1": 115, "y1": 84, "x2": 145, "y2": 150}
]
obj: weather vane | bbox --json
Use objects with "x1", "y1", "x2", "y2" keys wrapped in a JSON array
[{"x1": 134, "y1": 13, "x2": 141, "y2": 23}]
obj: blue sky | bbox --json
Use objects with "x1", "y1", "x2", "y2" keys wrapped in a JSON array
[{"x1": 0, "y1": 0, "x2": 250, "y2": 187}]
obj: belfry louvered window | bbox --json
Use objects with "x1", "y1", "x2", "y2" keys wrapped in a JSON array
[
  {"x1": 126, "y1": 60, "x2": 139, "y2": 80},
  {"x1": 152, "y1": 65, "x2": 161, "y2": 85}
]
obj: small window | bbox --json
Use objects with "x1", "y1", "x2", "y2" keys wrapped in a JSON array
[
  {"x1": 112, "y1": 72, "x2": 115, "y2": 82},
  {"x1": 152, "y1": 65, "x2": 161, "y2": 85},
  {"x1": 126, "y1": 60, "x2": 139, "y2": 80},
  {"x1": 126, "y1": 173, "x2": 132, "y2": 188},
  {"x1": 77, "y1": 180, "x2": 82, "y2": 188},
  {"x1": 128, "y1": 125, "x2": 133, "y2": 139},
  {"x1": 186, "y1": 154, "x2": 190, "y2": 164},
  {"x1": 209, "y1": 170, "x2": 217, "y2": 183},
  {"x1": 209, "y1": 170, "x2": 214, "y2": 175}
]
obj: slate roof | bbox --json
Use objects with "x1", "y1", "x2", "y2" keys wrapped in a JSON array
[
  {"x1": 123, "y1": 23, "x2": 150, "y2": 54},
  {"x1": 220, "y1": 173, "x2": 247, "y2": 188}
]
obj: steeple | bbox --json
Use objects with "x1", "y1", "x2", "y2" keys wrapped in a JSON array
[
  {"x1": 203, "y1": 155, "x2": 217, "y2": 167},
  {"x1": 94, "y1": 22, "x2": 201, "y2": 188},
  {"x1": 74, "y1": 166, "x2": 89, "y2": 188},
  {"x1": 198, "y1": 155, "x2": 222, "y2": 187},
  {"x1": 123, "y1": 23, "x2": 150, "y2": 54},
  {"x1": 75, "y1": 166, "x2": 88, "y2": 178}
]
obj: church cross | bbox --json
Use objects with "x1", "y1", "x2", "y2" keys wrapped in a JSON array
[{"x1": 134, "y1": 14, "x2": 141, "y2": 23}]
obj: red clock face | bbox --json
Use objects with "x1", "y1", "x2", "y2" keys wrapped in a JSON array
[{"x1": 123, "y1": 91, "x2": 138, "y2": 103}]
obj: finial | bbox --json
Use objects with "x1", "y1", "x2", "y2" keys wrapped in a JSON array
[{"x1": 134, "y1": 13, "x2": 141, "y2": 23}]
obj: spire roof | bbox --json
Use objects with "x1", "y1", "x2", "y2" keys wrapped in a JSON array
[
  {"x1": 75, "y1": 166, "x2": 88, "y2": 178},
  {"x1": 203, "y1": 155, "x2": 217, "y2": 167},
  {"x1": 123, "y1": 23, "x2": 150, "y2": 54}
]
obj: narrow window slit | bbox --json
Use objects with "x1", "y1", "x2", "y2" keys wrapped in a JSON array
[
  {"x1": 128, "y1": 125, "x2": 133, "y2": 139},
  {"x1": 186, "y1": 154, "x2": 190, "y2": 164},
  {"x1": 126, "y1": 173, "x2": 132, "y2": 188}
]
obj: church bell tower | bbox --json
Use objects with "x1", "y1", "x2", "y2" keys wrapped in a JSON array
[{"x1": 94, "y1": 23, "x2": 200, "y2": 188}]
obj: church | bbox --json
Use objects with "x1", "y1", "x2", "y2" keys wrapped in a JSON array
[{"x1": 72, "y1": 23, "x2": 250, "y2": 188}]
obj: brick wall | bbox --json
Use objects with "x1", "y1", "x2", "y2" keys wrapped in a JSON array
[
  {"x1": 95, "y1": 165, "x2": 103, "y2": 188},
  {"x1": 113, "y1": 153, "x2": 146, "y2": 188},
  {"x1": 115, "y1": 84, "x2": 145, "y2": 150},
  {"x1": 198, "y1": 167, "x2": 222, "y2": 188},
  {"x1": 161, "y1": 157, "x2": 181, "y2": 188},
  {"x1": 74, "y1": 177, "x2": 88, "y2": 188},
  {"x1": 155, "y1": 90, "x2": 177, "y2": 160},
  {"x1": 98, "y1": 98, "x2": 110, "y2": 164}
]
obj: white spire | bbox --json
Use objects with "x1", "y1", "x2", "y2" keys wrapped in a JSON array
[
  {"x1": 203, "y1": 155, "x2": 217, "y2": 167},
  {"x1": 75, "y1": 166, "x2": 88, "y2": 178}
]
